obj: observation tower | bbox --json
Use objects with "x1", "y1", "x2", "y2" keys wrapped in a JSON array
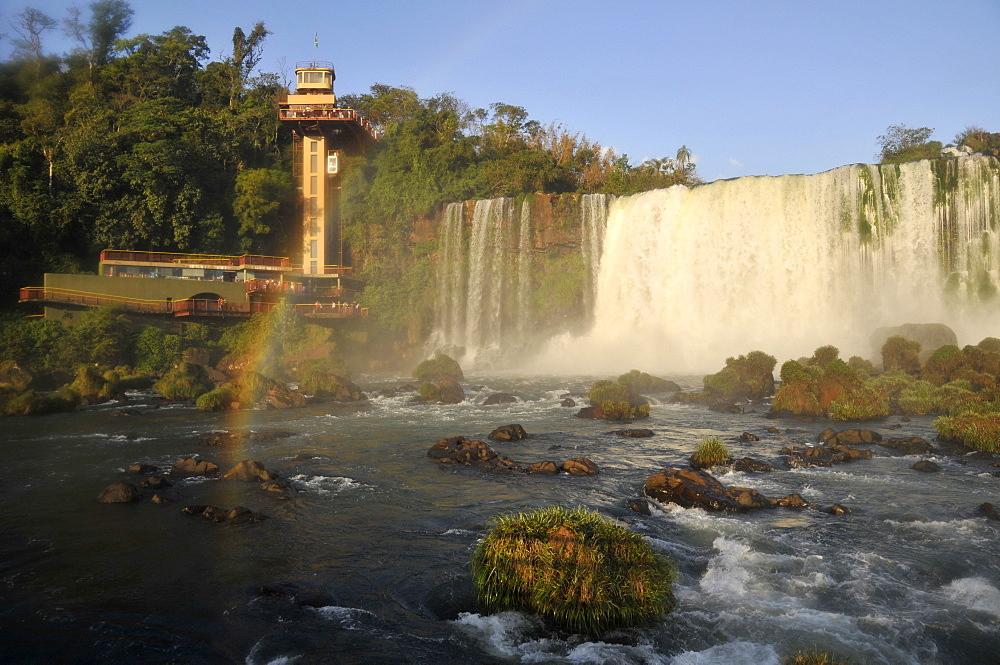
[{"x1": 278, "y1": 61, "x2": 378, "y2": 275}]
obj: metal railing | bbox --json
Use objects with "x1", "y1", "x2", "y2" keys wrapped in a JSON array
[
  {"x1": 100, "y1": 250, "x2": 291, "y2": 269},
  {"x1": 19, "y1": 288, "x2": 368, "y2": 319},
  {"x1": 278, "y1": 106, "x2": 379, "y2": 140}
]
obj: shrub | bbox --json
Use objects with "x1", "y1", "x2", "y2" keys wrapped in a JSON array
[
  {"x1": 413, "y1": 353, "x2": 464, "y2": 382},
  {"x1": 868, "y1": 369, "x2": 916, "y2": 398},
  {"x1": 690, "y1": 437, "x2": 730, "y2": 468},
  {"x1": 922, "y1": 344, "x2": 964, "y2": 386},
  {"x1": 133, "y1": 326, "x2": 183, "y2": 374},
  {"x1": 617, "y1": 369, "x2": 676, "y2": 394},
  {"x1": 703, "y1": 351, "x2": 776, "y2": 400},
  {"x1": 828, "y1": 384, "x2": 890, "y2": 421},
  {"x1": 934, "y1": 413, "x2": 1000, "y2": 452},
  {"x1": 68, "y1": 366, "x2": 109, "y2": 404},
  {"x1": 417, "y1": 382, "x2": 440, "y2": 401},
  {"x1": 770, "y1": 360, "x2": 822, "y2": 417},
  {"x1": 600, "y1": 401, "x2": 650, "y2": 420},
  {"x1": 809, "y1": 345, "x2": 840, "y2": 366},
  {"x1": 196, "y1": 385, "x2": 238, "y2": 412},
  {"x1": 153, "y1": 362, "x2": 214, "y2": 401},
  {"x1": 881, "y1": 335, "x2": 921, "y2": 374},
  {"x1": 471, "y1": 506, "x2": 675, "y2": 635},
  {"x1": 588, "y1": 379, "x2": 637, "y2": 406},
  {"x1": 847, "y1": 355, "x2": 876, "y2": 377},
  {"x1": 977, "y1": 337, "x2": 1000, "y2": 355},
  {"x1": 898, "y1": 380, "x2": 937, "y2": 415}
]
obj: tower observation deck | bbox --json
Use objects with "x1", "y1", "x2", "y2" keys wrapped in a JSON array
[{"x1": 278, "y1": 61, "x2": 378, "y2": 275}]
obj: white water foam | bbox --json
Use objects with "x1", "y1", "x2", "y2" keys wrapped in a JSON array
[
  {"x1": 942, "y1": 578, "x2": 1000, "y2": 618},
  {"x1": 288, "y1": 474, "x2": 361, "y2": 496},
  {"x1": 669, "y1": 641, "x2": 779, "y2": 665}
]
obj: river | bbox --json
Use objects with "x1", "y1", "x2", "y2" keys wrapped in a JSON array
[{"x1": 1, "y1": 377, "x2": 998, "y2": 664}]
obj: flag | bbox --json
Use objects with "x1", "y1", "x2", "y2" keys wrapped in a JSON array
[{"x1": 314, "y1": 32, "x2": 319, "y2": 48}]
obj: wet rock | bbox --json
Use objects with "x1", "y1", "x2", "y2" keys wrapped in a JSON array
[
  {"x1": 626, "y1": 498, "x2": 652, "y2": 516},
  {"x1": 709, "y1": 402, "x2": 743, "y2": 414},
  {"x1": 911, "y1": 460, "x2": 941, "y2": 473},
  {"x1": 777, "y1": 493, "x2": 809, "y2": 508},
  {"x1": 976, "y1": 502, "x2": 1000, "y2": 521},
  {"x1": 483, "y1": 393, "x2": 518, "y2": 406},
  {"x1": 969, "y1": 451, "x2": 997, "y2": 461},
  {"x1": 730, "y1": 457, "x2": 775, "y2": 472},
  {"x1": 738, "y1": 431, "x2": 760, "y2": 442},
  {"x1": 170, "y1": 457, "x2": 220, "y2": 477},
  {"x1": 574, "y1": 406, "x2": 603, "y2": 419},
  {"x1": 614, "y1": 428, "x2": 654, "y2": 438},
  {"x1": 766, "y1": 426, "x2": 780, "y2": 434},
  {"x1": 182, "y1": 504, "x2": 267, "y2": 524},
  {"x1": 427, "y1": 436, "x2": 522, "y2": 473},
  {"x1": 260, "y1": 480, "x2": 293, "y2": 497},
  {"x1": 560, "y1": 397, "x2": 577, "y2": 407},
  {"x1": 150, "y1": 493, "x2": 176, "y2": 504},
  {"x1": 880, "y1": 437, "x2": 934, "y2": 455},
  {"x1": 644, "y1": 467, "x2": 807, "y2": 513},
  {"x1": 255, "y1": 384, "x2": 309, "y2": 410},
  {"x1": 526, "y1": 461, "x2": 559, "y2": 475},
  {"x1": 97, "y1": 481, "x2": 141, "y2": 503},
  {"x1": 222, "y1": 459, "x2": 279, "y2": 482},
  {"x1": 488, "y1": 424, "x2": 528, "y2": 441},
  {"x1": 823, "y1": 504, "x2": 853, "y2": 515},
  {"x1": 562, "y1": 458, "x2": 599, "y2": 476},
  {"x1": 128, "y1": 463, "x2": 159, "y2": 474},
  {"x1": 140, "y1": 475, "x2": 173, "y2": 490},
  {"x1": 819, "y1": 429, "x2": 882, "y2": 446},
  {"x1": 112, "y1": 407, "x2": 144, "y2": 417},
  {"x1": 197, "y1": 429, "x2": 298, "y2": 447},
  {"x1": 781, "y1": 441, "x2": 872, "y2": 468}
]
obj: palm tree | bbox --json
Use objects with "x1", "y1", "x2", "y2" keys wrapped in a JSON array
[{"x1": 675, "y1": 145, "x2": 692, "y2": 171}]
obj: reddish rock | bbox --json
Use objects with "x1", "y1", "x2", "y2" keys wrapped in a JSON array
[
  {"x1": 97, "y1": 481, "x2": 141, "y2": 504},
  {"x1": 222, "y1": 459, "x2": 278, "y2": 482},
  {"x1": 170, "y1": 458, "x2": 220, "y2": 477},
  {"x1": 562, "y1": 458, "x2": 599, "y2": 476}
]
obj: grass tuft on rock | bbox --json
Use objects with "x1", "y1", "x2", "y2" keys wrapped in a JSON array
[
  {"x1": 784, "y1": 649, "x2": 852, "y2": 665},
  {"x1": 471, "y1": 506, "x2": 675, "y2": 635},
  {"x1": 413, "y1": 353, "x2": 464, "y2": 382},
  {"x1": 690, "y1": 437, "x2": 731, "y2": 468}
]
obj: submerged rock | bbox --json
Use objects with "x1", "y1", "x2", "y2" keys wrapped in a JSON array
[
  {"x1": 975, "y1": 502, "x2": 1000, "y2": 521},
  {"x1": 483, "y1": 393, "x2": 518, "y2": 406},
  {"x1": 911, "y1": 460, "x2": 941, "y2": 473},
  {"x1": 730, "y1": 457, "x2": 775, "y2": 472},
  {"x1": 615, "y1": 428, "x2": 655, "y2": 438},
  {"x1": 182, "y1": 504, "x2": 267, "y2": 524},
  {"x1": 97, "y1": 481, "x2": 141, "y2": 504},
  {"x1": 427, "y1": 436, "x2": 598, "y2": 477},
  {"x1": 818, "y1": 428, "x2": 882, "y2": 446}
]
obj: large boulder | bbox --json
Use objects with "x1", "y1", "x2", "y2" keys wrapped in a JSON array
[
  {"x1": 562, "y1": 458, "x2": 599, "y2": 476},
  {"x1": 255, "y1": 384, "x2": 308, "y2": 410},
  {"x1": 222, "y1": 459, "x2": 279, "y2": 482},
  {"x1": 818, "y1": 428, "x2": 882, "y2": 446},
  {"x1": 880, "y1": 437, "x2": 934, "y2": 455},
  {"x1": 299, "y1": 372, "x2": 366, "y2": 402},
  {"x1": 644, "y1": 467, "x2": 807, "y2": 512},
  {"x1": 488, "y1": 424, "x2": 528, "y2": 441},
  {"x1": 483, "y1": 393, "x2": 518, "y2": 406},
  {"x1": 870, "y1": 323, "x2": 957, "y2": 364},
  {"x1": 170, "y1": 457, "x2": 220, "y2": 477},
  {"x1": 97, "y1": 481, "x2": 141, "y2": 503}
]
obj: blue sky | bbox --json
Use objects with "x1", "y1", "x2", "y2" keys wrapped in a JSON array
[{"x1": 3, "y1": 0, "x2": 998, "y2": 181}]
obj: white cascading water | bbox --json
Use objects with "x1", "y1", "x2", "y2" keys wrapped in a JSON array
[
  {"x1": 428, "y1": 194, "x2": 612, "y2": 369},
  {"x1": 537, "y1": 155, "x2": 1000, "y2": 374}
]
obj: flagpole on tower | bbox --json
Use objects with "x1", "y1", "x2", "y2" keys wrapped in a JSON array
[{"x1": 314, "y1": 31, "x2": 319, "y2": 63}]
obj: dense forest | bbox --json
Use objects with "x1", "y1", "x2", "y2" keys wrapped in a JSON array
[{"x1": 0, "y1": 0, "x2": 702, "y2": 307}]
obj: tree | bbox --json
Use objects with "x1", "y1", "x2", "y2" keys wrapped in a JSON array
[
  {"x1": 675, "y1": 144, "x2": 691, "y2": 170},
  {"x1": 9, "y1": 8, "x2": 57, "y2": 77},
  {"x1": 63, "y1": 0, "x2": 134, "y2": 75},
  {"x1": 233, "y1": 168, "x2": 293, "y2": 253},
  {"x1": 228, "y1": 22, "x2": 270, "y2": 110},
  {"x1": 876, "y1": 124, "x2": 935, "y2": 163}
]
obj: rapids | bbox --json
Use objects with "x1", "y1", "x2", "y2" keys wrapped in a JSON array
[{"x1": 1, "y1": 380, "x2": 998, "y2": 664}]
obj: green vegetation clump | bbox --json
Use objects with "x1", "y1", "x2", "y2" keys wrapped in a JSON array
[
  {"x1": 471, "y1": 506, "x2": 675, "y2": 635},
  {"x1": 703, "y1": 351, "x2": 776, "y2": 401},
  {"x1": 413, "y1": 353, "x2": 464, "y2": 383},
  {"x1": 784, "y1": 649, "x2": 852, "y2": 665},
  {"x1": 897, "y1": 380, "x2": 938, "y2": 415},
  {"x1": 935, "y1": 413, "x2": 1000, "y2": 452},
  {"x1": 588, "y1": 379, "x2": 640, "y2": 406},
  {"x1": 195, "y1": 385, "x2": 238, "y2": 412},
  {"x1": 153, "y1": 362, "x2": 214, "y2": 401},
  {"x1": 690, "y1": 437, "x2": 731, "y2": 469},
  {"x1": 828, "y1": 384, "x2": 890, "y2": 421},
  {"x1": 617, "y1": 369, "x2": 676, "y2": 394},
  {"x1": 881, "y1": 335, "x2": 921, "y2": 374},
  {"x1": 600, "y1": 401, "x2": 650, "y2": 420}
]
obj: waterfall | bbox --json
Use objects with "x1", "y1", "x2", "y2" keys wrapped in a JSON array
[
  {"x1": 427, "y1": 194, "x2": 612, "y2": 369},
  {"x1": 536, "y1": 155, "x2": 1000, "y2": 374}
]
